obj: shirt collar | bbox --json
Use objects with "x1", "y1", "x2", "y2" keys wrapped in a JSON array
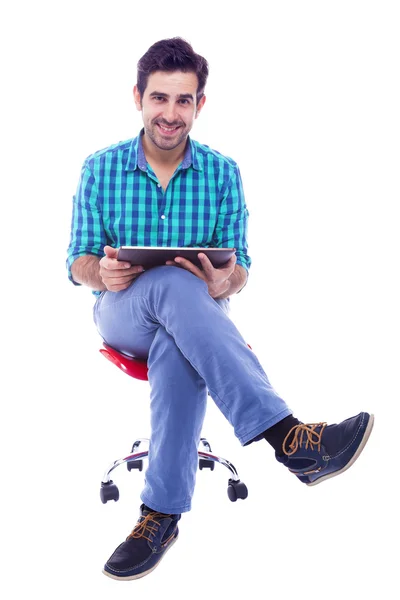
[{"x1": 124, "y1": 130, "x2": 202, "y2": 172}]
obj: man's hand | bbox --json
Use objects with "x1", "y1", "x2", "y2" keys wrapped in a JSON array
[
  {"x1": 100, "y1": 245, "x2": 144, "y2": 292},
  {"x1": 166, "y1": 252, "x2": 237, "y2": 298}
]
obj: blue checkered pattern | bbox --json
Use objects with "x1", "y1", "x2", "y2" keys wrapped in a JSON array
[{"x1": 66, "y1": 131, "x2": 251, "y2": 290}]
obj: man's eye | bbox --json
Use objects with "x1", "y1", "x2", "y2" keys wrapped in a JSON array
[{"x1": 179, "y1": 99, "x2": 190, "y2": 105}]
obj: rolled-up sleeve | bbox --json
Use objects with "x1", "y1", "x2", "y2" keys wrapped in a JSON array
[
  {"x1": 66, "y1": 161, "x2": 107, "y2": 284},
  {"x1": 212, "y1": 164, "x2": 251, "y2": 272}
]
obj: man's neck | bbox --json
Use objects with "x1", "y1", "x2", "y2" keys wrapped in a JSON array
[{"x1": 142, "y1": 134, "x2": 187, "y2": 168}]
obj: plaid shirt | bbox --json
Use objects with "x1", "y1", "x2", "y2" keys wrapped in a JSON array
[{"x1": 66, "y1": 131, "x2": 251, "y2": 290}]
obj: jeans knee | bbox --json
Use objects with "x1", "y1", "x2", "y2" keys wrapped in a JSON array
[{"x1": 151, "y1": 265, "x2": 207, "y2": 292}]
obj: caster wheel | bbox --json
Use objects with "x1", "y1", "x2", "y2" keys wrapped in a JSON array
[
  {"x1": 227, "y1": 479, "x2": 248, "y2": 502},
  {"x1": 127, "y1": 460, "x2": 143, "y2": 472},
  {"x1": 199, "y1": 458, "x2": 215, "y2": 471},
  {"x1": 100, "y1": 481, "x2": 120, "y2": 504}
]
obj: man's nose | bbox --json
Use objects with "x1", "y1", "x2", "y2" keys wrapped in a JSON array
[{"x1": 163, "y1": 102, "x2": 179, "y2": 123}]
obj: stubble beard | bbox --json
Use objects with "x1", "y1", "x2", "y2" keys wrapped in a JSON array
[{"x1": 146, "y1": 120, "x2": 190, "y2": 151}]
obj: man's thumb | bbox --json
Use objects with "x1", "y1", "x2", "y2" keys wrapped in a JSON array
[{"x1": 104, "y1": 245, "x2": 119, "y2": 259}]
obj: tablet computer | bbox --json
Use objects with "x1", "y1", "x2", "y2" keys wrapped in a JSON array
[{"x1": 117, "y1": 246, "x2": 236, "y2": 269}]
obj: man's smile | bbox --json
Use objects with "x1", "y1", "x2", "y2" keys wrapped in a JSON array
[{"x1": 155, "y1": 123, "x2": 182, "y2": 135}]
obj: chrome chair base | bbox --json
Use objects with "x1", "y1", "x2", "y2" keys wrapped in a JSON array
[{"x1": 100, "y1": 437, "x2": 248, "y2": 504}]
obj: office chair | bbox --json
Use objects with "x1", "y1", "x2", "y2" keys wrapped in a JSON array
[{"x1": 99, "y1": 343, "x2": 248, "y2": 505}]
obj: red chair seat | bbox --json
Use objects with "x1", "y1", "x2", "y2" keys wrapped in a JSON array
[{"x1": 99, "y1": 343, "x2": 149, "y2": 381}]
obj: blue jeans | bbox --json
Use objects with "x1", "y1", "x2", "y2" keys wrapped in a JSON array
[{"x1": 93, "y1": 266, "x2": 291, "y2": 513}]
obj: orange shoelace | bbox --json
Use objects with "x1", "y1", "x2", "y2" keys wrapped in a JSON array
[
  {"x1": 283, "y1": 422, "x2": 327, "y2": 456},
  {"x1": 128, "y1": 511, "x2": 171, "y2": 543}
]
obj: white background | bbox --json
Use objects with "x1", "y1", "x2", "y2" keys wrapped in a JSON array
[{"x1": 1, "y1": 1, "x2": 399, "y2": 598}]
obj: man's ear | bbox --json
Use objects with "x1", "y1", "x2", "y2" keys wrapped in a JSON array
[
  {"x1": 133, "y1": 85, "x2": 142, "y2": 111},
  {"x1": 195, "y1": 95, "x2": 206, "y2": 118}
]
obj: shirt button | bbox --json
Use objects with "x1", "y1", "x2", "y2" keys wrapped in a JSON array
[
  {"x1": 161, "y1": 215, "x2": 166, "y2": 219},
  {"x1": 157, "y1": 183, "x2": 161, "y2": 188}
]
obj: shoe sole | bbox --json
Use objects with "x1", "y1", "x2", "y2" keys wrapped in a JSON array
[
  {"x1": 102, "y1": 534, "x2": 178, "y2": 581},
  {"x1": 307, "y1": 413, "x2": 375, "y2": 486}
]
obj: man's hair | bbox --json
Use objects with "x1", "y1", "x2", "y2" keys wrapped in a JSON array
[{"x1": 136, "y1": 37, "x2": 209, "y2": 105}]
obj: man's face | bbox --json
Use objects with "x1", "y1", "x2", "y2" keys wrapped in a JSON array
[{"x1": 134, "y1": 70, "x2": 206, "y2": 152}]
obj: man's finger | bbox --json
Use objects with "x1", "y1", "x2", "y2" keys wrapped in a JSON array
[
  {"x1": 104, "y1": 266, "x2": 144, "y2": 278},
  {"x1": 173, "y1": 256, "x2": 204, "y2": 279},
  {"x1": 198, "y1": 252, "x2": 214, "y2": 274},
  {"x1": 102, "y1": 259, "x2": 131, "y2": 270}
]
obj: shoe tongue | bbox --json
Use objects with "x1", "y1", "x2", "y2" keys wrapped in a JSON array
[
  {"x1": 130, "y1": 505, "x2": 165, "y2": 542},
  {"x1": 140, "y1": 503, "x2": 181, "y2": 523},
  {"x1": 141, "y1": 503, "x2": 156, "y2": 516},
  {"x1": 141, "y1": 503, "x2": 173, "y2": 517}
]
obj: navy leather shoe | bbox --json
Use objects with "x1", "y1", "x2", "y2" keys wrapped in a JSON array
[
  {"x1": 103, "y1": 504, "x2": 180, "y2": 580},
  {"x1": 276, "y1": 412, "x2": 374, "y2": 485}
]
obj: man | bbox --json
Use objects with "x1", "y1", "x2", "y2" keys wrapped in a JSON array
[{"x1": 66, "y1": 37, "x2": 374, "y2": 581}]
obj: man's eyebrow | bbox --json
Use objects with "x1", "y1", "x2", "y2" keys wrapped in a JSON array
[{"x1": 149, "y1": 91, "x2": 194, "y2": 100}]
